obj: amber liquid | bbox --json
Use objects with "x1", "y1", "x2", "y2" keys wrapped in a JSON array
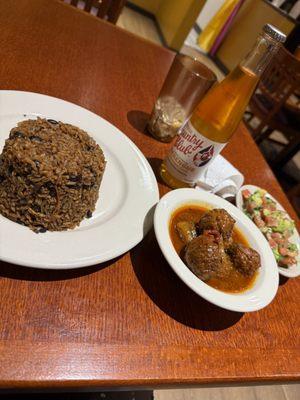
[{"x1": 160, "y1": 65, "x2": 259, "y2": 189}]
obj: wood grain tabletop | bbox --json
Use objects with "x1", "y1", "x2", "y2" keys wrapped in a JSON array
[{"x1": 0, "y1": 0, "x2": 299, "y2": 390}]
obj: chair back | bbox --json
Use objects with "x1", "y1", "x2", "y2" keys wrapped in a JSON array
[
  {"x1": 64, "y1": 0, "x2": 126, "y2": 23},
  {"x1": 259, "y1": 46, "x2": 300, "y2": 110}
]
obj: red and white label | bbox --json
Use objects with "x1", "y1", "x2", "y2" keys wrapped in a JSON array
[{"x1": 165, "y1": 120, "x2": 226, "y2": 184}]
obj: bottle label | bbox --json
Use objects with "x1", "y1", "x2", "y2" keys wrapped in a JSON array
[{"x1": 165, "y1": 120, "x2": 226, "y2": 184}]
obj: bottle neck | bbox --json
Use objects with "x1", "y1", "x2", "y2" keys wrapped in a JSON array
[{"x1": 240, "y1": 33, "x2": 282, "y2": 77}]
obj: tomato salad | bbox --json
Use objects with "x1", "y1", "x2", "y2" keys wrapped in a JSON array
[{"x1": 242, "y1": 189, "x2": 298, "y2": 268}]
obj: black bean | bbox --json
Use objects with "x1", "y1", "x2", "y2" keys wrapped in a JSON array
[
  {"x1": 16, "y1": 219, "x2": 25, "y2": 226},
  {"x1": 0, "y1": 175, "x2": 4, "y2": 183},
  {"x1": 33, "y1": 184, "x2": 40, "y2": 193},
  {"x1": 19, "y1": 198, "x2": 28, "y2": 206},
  {"x1": 21, "y1": 164, "x2": 32, "y2": 175},
  {"x1": 66, "y1": 183, "x2": 81, "y2": 189},
  {"x1": 86, "y1": 210, "x2": 93, "y2": 218},
  {"x1": 29, "y1": 135, "x2": 43, "y2": 143},
  {"x1": 47, "y1": 119, "x2": 58, "y2": 125},
  {"x1": 45, "y1": 182, "x2": 56, "y2": 197},
  {"x1": 45, "y1": 181, "x2": 54, "y2": 189},
  {"x1": 36, "y1": 226, "x2": 47, "y2": 233},
  {"x1": 69, "y1": 174, "x2": 82, "y2": 182},
  {"x1": 32, "y1": 204, "x2": 41, "y2": 213},
  {"x1": 84, "y1": 183, "x2": 96, "y2": 190},
  {"x1": 8, "y1": 165, "x2": 14, "y2": 174},
  {"x1": 11, "y1": 131, "x2": 24, "y2": 139},
  {"x1": 34, "y1": 160, "x2": 40, "y2": 168}
]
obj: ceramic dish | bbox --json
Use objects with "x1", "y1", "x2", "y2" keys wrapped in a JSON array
[
  {"x1": 0, "y1": 90, "x2": 159, "y2": 269},
  {"x1": 154, "y1": 188, "x2": 279, "y2": 312}
]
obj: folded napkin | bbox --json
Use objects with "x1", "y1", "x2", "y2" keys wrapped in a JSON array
[{"x1": 195, "y1": 155, "x2": 244, "y2": 200}]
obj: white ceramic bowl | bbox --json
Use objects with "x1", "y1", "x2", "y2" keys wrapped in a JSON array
[
  {"x1": 154, "y1": 188, "x2": 279, "y2": 313},
  {"x1": 236, "y1": 184, "x2": 300, "y2": 278}
]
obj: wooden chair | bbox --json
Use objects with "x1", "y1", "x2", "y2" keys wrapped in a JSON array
[
  {"x1": 244, "y1": 46, "x2": 300, "y2": 170},
  {"x1": 63, "y1": 0, "x2": 126, "y2": 23}
]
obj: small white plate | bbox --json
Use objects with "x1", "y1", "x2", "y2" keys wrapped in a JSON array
[
  {"x1": 0, "y1": 90, "x2": 159, "y2": 269},
  {"x1": 154, "y1": 188, "x2": 279, "y2": 313},
  {"x1": 236, "y1": 184, "x2": 300, "y2": 278}
]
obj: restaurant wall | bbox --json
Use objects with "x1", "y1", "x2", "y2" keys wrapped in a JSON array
[
  {"x1": 156, "y1": 0, "x2": 207, "y2": 50},
  {"x1": 216, "y1": 0, "x2": 295, "y2": 70},
  {"x1": 129, "y1": 0, "x2": 162, "y2": 14},
  {"x1": 196, "y1": 0, "x2": 226, "y2": 30}
]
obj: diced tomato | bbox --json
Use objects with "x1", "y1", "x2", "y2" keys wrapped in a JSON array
[
  {"x1": 268, "y1": 238, "x2": 277, "y2": 249},
  {"x1": 242, "y1": 189, "x2": 251, "y2": 199},
  {"x1": 271, "y1": 233, "x2": 286, "y2": 246},
  {"x1": 253, "y1": 215, "x2": 265, "y2": 228},
  {"x1": 271, "y1": 232, "x2": 281, "y2": 240},
  {"x1": 279, "y1": 246, "x2": 288, "y2": 256},
  {"x1": 270, "y1": 234, "x2": 286, "y2": 246},
  {"x1": 264, "y1": 204, "x2": 276, "y2": 212},
  {"x1": 265, "y1": 216, "x2": 278, "y2": 227},
  {"x1": 246, "y1": 201, "x2": 258, "y2": 213}
]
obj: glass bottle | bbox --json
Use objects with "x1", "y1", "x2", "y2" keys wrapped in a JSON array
[{"x1": 160, "y1": 24, "x2": 286, "y2": 189}]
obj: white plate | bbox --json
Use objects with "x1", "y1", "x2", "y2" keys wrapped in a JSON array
[
  {"x1": 154, "y1": 188, "x2": 279, "y2": 313},
  {"x1": 0, "y1": 90, "x2": 159, "y2": 269},
  {"x1": 236, "y1": 184, "x2": 300, "y2": 278}
]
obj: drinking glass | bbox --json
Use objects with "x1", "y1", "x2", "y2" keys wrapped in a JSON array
[{"x1": 147, "y1": 54, "x2": 217, "y2": 142}]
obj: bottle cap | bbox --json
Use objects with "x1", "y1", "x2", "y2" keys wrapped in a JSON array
[{"x1": 263, "y1": 24, "x2": 286, "y2": 43}]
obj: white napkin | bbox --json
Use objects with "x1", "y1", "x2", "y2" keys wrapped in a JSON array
[{"x1": 195, "y1": 155, "x2": 244, "y2": 200}]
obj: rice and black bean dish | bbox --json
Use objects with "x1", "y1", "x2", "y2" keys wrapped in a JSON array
[{"x1": 0, "y1": 118, "x2": 106, "y2": 232}]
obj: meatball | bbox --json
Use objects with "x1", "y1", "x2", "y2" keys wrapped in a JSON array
[
  {"x1": 197, "y1": 209, "x2": 235, "y2": 245},
  {"x1": 185, "y1": 231, "x2": 233, "y2": 281},
  {"x1": 227, "y1": 243, "x2": 260, "y2": 277},
  {"x1": 185, "y1": 233, "x2": 221, "y2": 281}
]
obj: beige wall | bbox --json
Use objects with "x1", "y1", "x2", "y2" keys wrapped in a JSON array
[
  {"x1": 196, "y1": 0, "x2": 226, "y2": 29},
  {"x1": 157, "y1": 0, "x2": 207, "y2": 50},
  {"x1": 130, "y1": 0, "x2": 207, "y2": 51},
  {"x1": 216, "y1": 0, "x2": 295, "y2": 70},
  {"x1": 129, "y1": 0, "x2": 162, "y2": 15}
]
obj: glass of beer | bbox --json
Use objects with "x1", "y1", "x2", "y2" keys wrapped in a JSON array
[{"x1": 147, "y1": 54, "x2": 217, "y2": 143}]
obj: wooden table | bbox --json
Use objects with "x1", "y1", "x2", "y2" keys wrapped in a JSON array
[{"x1": 0, "y1": 0, "x2": 299, "y2": 391}]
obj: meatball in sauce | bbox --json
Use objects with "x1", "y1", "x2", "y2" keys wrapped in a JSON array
[{"x1": 169, "y1": 205, "x2": 260, "y2": 293}]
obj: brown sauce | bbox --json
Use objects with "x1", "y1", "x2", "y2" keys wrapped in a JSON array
[{"x1": 169, "y1": 204, "x2": 258, "y2": 293}]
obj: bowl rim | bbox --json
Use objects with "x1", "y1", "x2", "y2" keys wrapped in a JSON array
[{"x1": 154, "y1": 188, "x2": 279, "y2": 313}]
